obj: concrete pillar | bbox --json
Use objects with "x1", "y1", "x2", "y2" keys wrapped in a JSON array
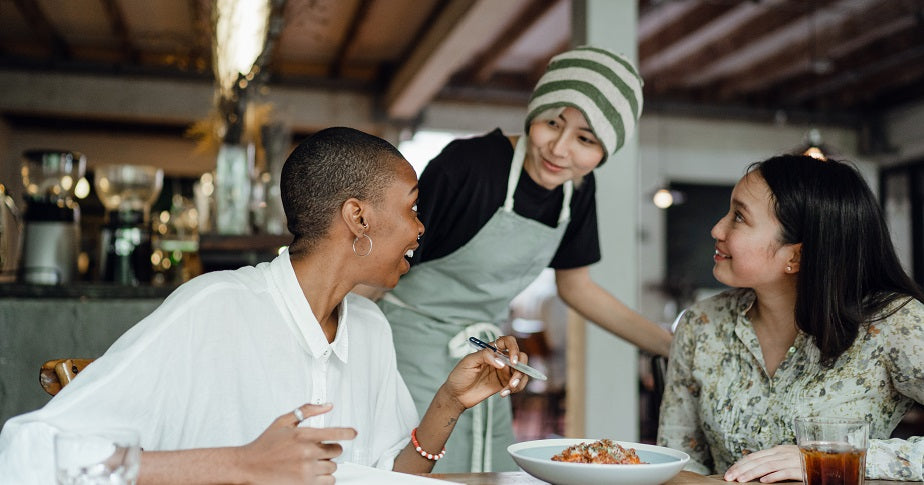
[{"x1": 572, "y1": 0, "x2": 641, "y2": 442}]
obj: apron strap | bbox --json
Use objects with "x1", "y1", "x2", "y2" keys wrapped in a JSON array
[
  {"x1": 559, "y1": 181, "x2": 573, "y2": 224},
  {"x1": 447, "y1": 323, "x2": 503, "y2": 359},
  {"x1": 503, "y1": 137, "x2": 528, "y2": 213},
  {"x1": 383, "y1": 292, "x2": 505, "y2": 471},
  {"x1": 471, "y1": 396, "x2": 495, "y2": 472},
  {"x1": 447, "y1": 322, "x2": 502, "y2": 472},
  {"x1": 503, "y1": 136, "x2": 574, "y2": 224}
]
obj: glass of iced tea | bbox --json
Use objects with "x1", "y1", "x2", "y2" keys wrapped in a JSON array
[{"x1": 794, "y1": 417, "x2": 869, "y2": 485}]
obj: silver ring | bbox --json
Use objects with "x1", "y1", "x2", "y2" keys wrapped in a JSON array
[{"x1": 293, "y1": 407, "x2": 305, "y2": 422}]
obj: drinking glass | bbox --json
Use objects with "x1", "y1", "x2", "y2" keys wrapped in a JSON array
[
  {"x1": 54, "y1": 428, "x2": 141, "y2": 485},
  {"x1": 794, "y1": 417, "x2": 868, "y2": 485}
]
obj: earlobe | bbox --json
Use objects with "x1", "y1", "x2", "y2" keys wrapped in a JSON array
[
  {"x1": 341, "y1": 198, "x2": 368, "y2": 237},
  {"x1": 787, "y1": 243, "x2": 802, "y2": 273}
]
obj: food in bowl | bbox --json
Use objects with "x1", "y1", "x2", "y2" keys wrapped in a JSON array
[{"x1": 551, "y1": 439, "x2": 645, "y2": 464}]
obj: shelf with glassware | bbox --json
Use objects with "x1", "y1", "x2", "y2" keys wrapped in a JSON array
[
  {"x1": 1, "y1": 166, "x2": 292, "y2": 290},
  {"x1": 137, "y1": 170, "x2": 292, "y2": 282}
]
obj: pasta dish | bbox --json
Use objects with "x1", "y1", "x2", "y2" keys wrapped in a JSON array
[{"x1": 551, "y1": 439, "x2": 645, "y2": 464}]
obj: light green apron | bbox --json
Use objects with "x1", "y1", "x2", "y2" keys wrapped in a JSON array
[{"x1": 379, "y1": 137, "x2": 572, "y2": 472}]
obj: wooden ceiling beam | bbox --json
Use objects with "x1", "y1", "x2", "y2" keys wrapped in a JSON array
[
  {"x1": 639, "y1": 0, "x2": 790, "y2": 81},
  {"x1": 773, "y1": 24, "x2": 920, "y2": 108},
  {"x1": 469, "y1": 0, "x2": 560, "y2": 84},
  {"x1": 649, "y1": 0, "x2": 823, "y2": 96},
  {"x1": 99, "y1": 0, "x2": 138, "y2": 64},
  {"x1": 103, "y1": 0, "x2": 141, "y2": 64},
  {"x1": 529, "y1": 37, "x2": 569, "y2": 85},
  {"x1": 330, "y1": 0, "x2": 374, "y2": 78},
  {"x1": 867, "y1": 76, "x2": 924, "y2": 112},
  {"x1": 836, "y1": 59, "x2": 924, "y2": 111},
  {"x1": 787, "y1": 31, "x2": 924, "y2": 106},
  {"x1": 188, "y1": 0, "x2": 213, "y2": 73},
  {"x1": 383, "y1": 0, "x2": 531, "y2": 120},
  {"x1": 680, "y1": 0, "x2": 880, "y2": 89},
  {"x1": 716, "y1": 6, "x2": 915, "y2": 102},
  {"x1": 638, "y1": 1, "x2": 733, "y2": 63},
  {"x1": 11, "y1": 0, "x2": 71, "y2": 59},
  {"x1": 638, "y1": 0, "x2": 704, "y2": 45}
]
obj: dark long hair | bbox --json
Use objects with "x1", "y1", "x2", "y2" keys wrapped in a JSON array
[{"x1": 753, "y1": 155, "x2": 924, "y2": 365}]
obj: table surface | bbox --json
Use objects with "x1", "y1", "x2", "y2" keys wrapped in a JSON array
[{"x1": 425, "y1": 470, "x2": 914, "y2": 484}]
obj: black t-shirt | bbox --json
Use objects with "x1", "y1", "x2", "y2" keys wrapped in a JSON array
[{"x1": 411, "y1": 128, "x2": 601, "y2": 269}]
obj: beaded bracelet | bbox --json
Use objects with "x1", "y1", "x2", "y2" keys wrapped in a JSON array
[{"x1": 411, "y1": 427, "x2": 447, "y2": 461}]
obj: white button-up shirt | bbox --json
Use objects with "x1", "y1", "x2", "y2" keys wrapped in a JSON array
[{"x1": 0, "y1": 250, "x2": 419, "y2": 483}]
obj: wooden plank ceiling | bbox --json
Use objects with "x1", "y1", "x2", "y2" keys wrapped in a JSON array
[{"x1": 1, "y1": 0, "x2": 923, "y2": 127}]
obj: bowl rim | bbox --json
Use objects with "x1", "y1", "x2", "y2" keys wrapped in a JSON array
[{"x1": 508, "y1": 438, "x2": 691, "y2": 470}]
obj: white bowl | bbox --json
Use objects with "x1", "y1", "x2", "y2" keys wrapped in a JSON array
[{"x1": 508, "y1": 438, "x2": 690, "y2": 485}]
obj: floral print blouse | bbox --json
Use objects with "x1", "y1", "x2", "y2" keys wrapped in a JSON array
[{"x1": 657, "y1": 288, "x2": 924, "y2": 480}]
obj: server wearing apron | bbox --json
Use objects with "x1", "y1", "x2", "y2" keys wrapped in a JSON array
[{"x1": 378, "y1": 46, "x2": 672, "y2": 472}]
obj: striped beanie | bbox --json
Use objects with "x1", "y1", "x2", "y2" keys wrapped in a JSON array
[{"x1": 525, "y1": 46, "x2": 644, "y2": 164}]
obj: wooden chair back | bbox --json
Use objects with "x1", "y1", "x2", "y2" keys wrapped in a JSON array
[{"x1": 39, "y1": 358, "x2": 94, "y2": 396}]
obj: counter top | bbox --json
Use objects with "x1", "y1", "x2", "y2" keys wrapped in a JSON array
[
  {"x1": 1, "y1": 292, "x2": 166, "y2": 425},
  {"x1": 0, "y1": 282, "x2": 177, "y2": 299}
]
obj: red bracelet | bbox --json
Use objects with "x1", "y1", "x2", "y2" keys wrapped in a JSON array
[{"x1": 410, "y1": 427, "x2": 446, "y2": 461}]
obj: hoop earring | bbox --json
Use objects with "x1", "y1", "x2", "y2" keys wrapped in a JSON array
[{"x1": 353, "y1": 233, "x2": 373, "y2": 257}]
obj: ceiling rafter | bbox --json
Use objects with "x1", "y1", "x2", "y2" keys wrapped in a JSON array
[
  {"x1": 11, "y1": 0, "x2": 71, "y2": 59},
  {"x1": 770, "y1": 18, "x2": 922, "y2": 110},
  {"x1": 872, "y1": 76, "x2": 924, "y2": 111},
  {"x1": 188, "y1": 0, "x2": 213, "y2": 73},
  {"x1": 840, "y1": 60, "x2": 924, "y2": 110},
  {"x1": 646, "y1": 0, "x2": 846, "y2": 96},
  {"x1": 99, "y1": 0, "x2": 139, "y2": 64},
  {"x1": 716, "y1": 5, "x2": 915, "y2": 101},
  {"x1": 788, "y1": 31, "x2": 924, "y2": 106},
  {"x1": 638, "y1": 0, "x2": 735, "y2": 64},
  {"x1": 383, "y1": 0, "x2": 531, "y2": 120},
  {"x1": 467, "y1": 0, "x2": 560, "y2": 84},
  {"x1": 637, "y1": 0, "x2": 703, "y2": 46},
  {"x1": 528, "y1": 37, "x2": 568, "y2": 85},
  {"x1": 639, "y1": 0, "x2": 790, "y2": 81},
  {"x1": 330, "y1": 0, "x2": 374, "y2": 78},
  {"x1": 1, "y1": 0, "x2": 923, "y2": 126},
  {"x1": 681, "y1": 0, "x2": 880, "y2": 88}
]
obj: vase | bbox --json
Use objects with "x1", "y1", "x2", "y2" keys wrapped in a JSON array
[{"x1": 215, "y1": 143, "x2": 253, "y2": 235}]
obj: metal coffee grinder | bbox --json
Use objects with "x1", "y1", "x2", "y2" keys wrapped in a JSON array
[
  {"x1": 19, "y1": 150, "x2": 86, "y2": 285},
  {"x1": 95, "y1": 164, "x2": 163, "y2": 285}
]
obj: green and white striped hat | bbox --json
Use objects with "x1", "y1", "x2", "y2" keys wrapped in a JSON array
[{"x1": 525, "y1": 46, "x2": 644, "y2": 164}]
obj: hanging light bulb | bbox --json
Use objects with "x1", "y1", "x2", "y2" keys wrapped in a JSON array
[
  {"x1": 803, "y1": 146, "x2": 826, "y2": 160},
  {"x1": 801, "y1": 128, "x2": 828, "y2": 161},
  {"x1": 652, "y1": 188, "x2": 686, "y2": 209},
  {"x1": 653, "y1": 188, "x2": 674, "y2": 209},
  {"x1": 800, "y1": 7, "x2": 832, "y2": 162}
]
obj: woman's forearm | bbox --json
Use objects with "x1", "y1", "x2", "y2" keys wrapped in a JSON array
[
  {"x1": 556, "y1": 267, "x2": 672, "y2": 357},
  {"x1": 588, "y1": 297, "x2": 672, "y2": 357},
  {"x1": 139, "y1": 448, "x2": 247, "y2": 485},
  {"x1": 393, "y1": 385, "x2": 465, "y2": 474},
  {"x1": 867, "y1": 436, "x2": 924, "y2": 481}
]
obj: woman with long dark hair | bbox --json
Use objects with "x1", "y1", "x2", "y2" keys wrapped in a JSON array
[{"x1": 658, "y1": 154, "x2": 924, "y2": 482}]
